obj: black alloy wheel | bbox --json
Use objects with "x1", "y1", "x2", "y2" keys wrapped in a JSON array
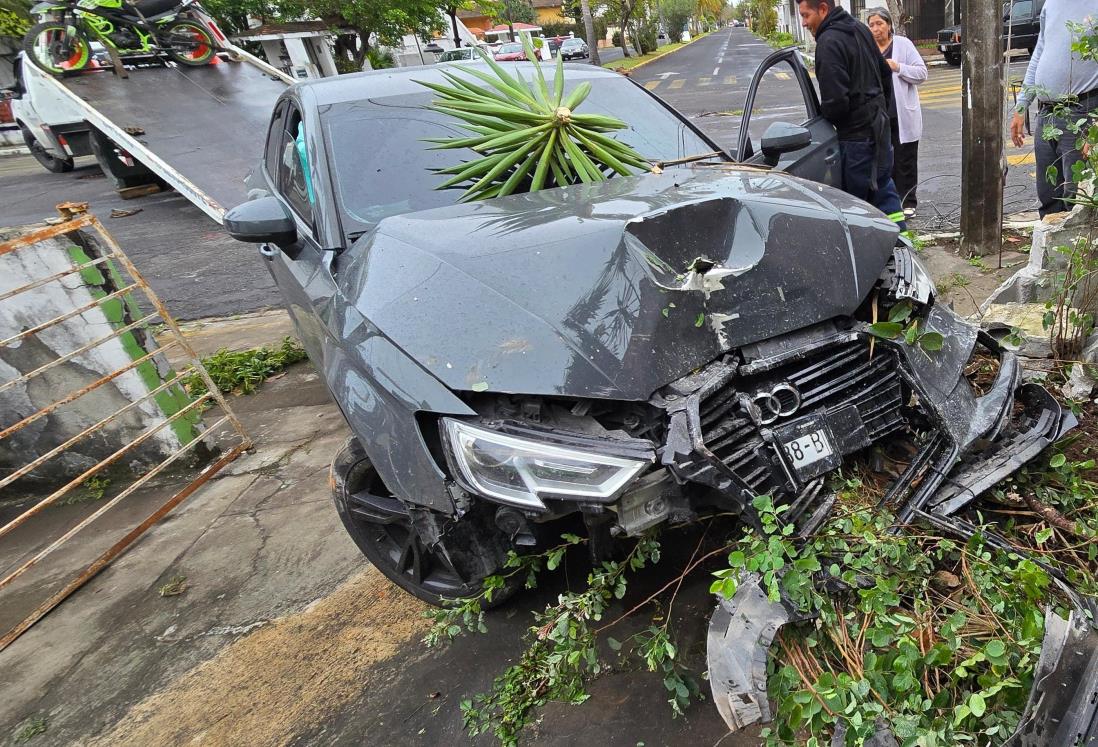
[{"x1": 330, "y1": 437, "x2": 517, "y2": 607}]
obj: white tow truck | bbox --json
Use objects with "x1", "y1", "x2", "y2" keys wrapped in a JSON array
[{"x1": 8, "y1": 46, "x2": 292, "y2": 222}]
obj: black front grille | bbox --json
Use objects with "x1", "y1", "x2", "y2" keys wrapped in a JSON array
[{"x1": 678, "y1": 340, "x2": 907, "y2": 498}]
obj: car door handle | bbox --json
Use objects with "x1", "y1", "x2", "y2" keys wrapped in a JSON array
[
  {"x1": 824, "y1": 149, "x2": 839, "y2": 164},
  {"x1": 259, "y1": 243, "x2": 278, "y2": 259}
]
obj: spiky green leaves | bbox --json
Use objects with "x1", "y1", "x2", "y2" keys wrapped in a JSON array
[{"x1": 417, "y1": 36, "x2": 652, "y2": 202}]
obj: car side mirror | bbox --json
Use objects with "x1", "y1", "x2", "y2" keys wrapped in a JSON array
[
  {"x1": 760, "y1": 122, "x2": 812, "y2": 166},
  {"x1": 224, "y1": 196, "x2": 297, "y2": 247}
]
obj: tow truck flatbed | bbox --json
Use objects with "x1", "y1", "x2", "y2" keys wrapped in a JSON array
[{"x1": 16, "y1": 49, "x2": 291, "y2": 222}]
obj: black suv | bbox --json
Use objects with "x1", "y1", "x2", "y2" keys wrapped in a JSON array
[{"x1": 937, "y1": 0, "x2": 1043, "y2": 66}]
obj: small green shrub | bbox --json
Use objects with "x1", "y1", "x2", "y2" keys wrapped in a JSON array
[{"x1": 186, "y1": 337, "x2": 308, "y2": 396}]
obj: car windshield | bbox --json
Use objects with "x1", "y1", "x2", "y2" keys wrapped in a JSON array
[
  {"x1": 322, "y1": 76, "x2": 717, "y2": 236},
  {"x1": 498, "y1": 43, "x2": 522, "y2": 53},
  {"x1": 563, "y1": 40, "x2": 581, "y2": 48},
  {"x1": 439, "y1": 49, "x2": 470, "y2": 61}
]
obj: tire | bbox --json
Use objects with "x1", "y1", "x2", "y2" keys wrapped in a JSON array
[
  {"x1": 945, "y1": 52, "x2": 961, "y2": 66},
  {"x1": 22, "y1": 21, "x2": 92, "y2": 75},
  {"x1": 20, "y1": 125, "x2": 74, "y2": 173},
  {"x1": 161, "y1": 19, "x2": 215, "y2": 66},
  {"x1": 330, "y1": 436, "x2": 521, "y2": 608}
]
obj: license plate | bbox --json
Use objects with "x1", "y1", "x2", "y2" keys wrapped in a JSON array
[
  {"x1": 939, "y1": 44, "x2": 948, "y2": 52},
  {"x1": 781, "y1": 429, "x2": 834, "y2": 469}
]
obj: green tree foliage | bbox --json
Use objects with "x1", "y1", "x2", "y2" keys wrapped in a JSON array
[
  {"x1": 0, "y1": 0, "x2": 31, "y2": 38},
  {"x1": 744, "y1": 0, "x2": 778, "y2": 37},
  {"x1": 659, "y1": 0, "x2": 696, "y2": 37}
]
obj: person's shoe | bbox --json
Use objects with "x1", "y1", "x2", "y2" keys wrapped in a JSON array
[{"x1": 903, "y1": 207, "x2": 916, "y2": 218}]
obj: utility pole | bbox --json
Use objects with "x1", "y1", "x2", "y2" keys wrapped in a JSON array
[
  {"x1": 960, "y1": 0, "x2": 1004, "y2": 257},
  {"x1": 581, "y1": 0, "x2": 601, "y2": 65}
]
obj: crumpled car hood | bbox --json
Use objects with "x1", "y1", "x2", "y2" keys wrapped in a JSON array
[{"x1": 338, "y1": 166, "x2": 898, "y2": 401}]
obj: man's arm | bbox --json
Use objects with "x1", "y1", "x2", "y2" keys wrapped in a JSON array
[
  {"x1": 1011, "y1": 5, "x2": 1045, "y2": 146},
  {"x1": 816, "y1": 35, "x2": 852, "y2": 126}
]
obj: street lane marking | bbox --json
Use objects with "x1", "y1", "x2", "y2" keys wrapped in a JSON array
[
  {"x1": 1008, "y1": 152, "x2": 1036, "y2": 165},
  {"x1": 644, "y1": 80, "x2": 661, "y2": 90},
  {"x1": 774, "y1": 71, "x2": 791, "y2": 80},
  {"x1": 713, "y1": 66, "x2": 720, "y2": 75},
  {"x1": 699, "y1": 77, "x2": 712, "y2": 86},
  {"x1": 669, "y1": 78, "x2": 685, "y2": 89},
  {"x1": 724, "y1": 75, "x2": 737, "y2": 85}
]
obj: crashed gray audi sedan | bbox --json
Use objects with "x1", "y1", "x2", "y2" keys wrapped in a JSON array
[{"x1": 224, "y1": 55, "x2": 1092, "y2": 740}]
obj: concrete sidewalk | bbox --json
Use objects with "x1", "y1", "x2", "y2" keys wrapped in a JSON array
[{"x1": 1, "y1": 312, "x2": 744, "y2": 746}]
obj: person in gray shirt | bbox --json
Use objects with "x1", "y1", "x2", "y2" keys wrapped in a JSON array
[{"x1": 1009, "y1": 1, "x2": 1098, "y2": 216}]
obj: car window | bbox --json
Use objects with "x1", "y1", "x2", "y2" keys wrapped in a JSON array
[
  {"x1": 1009, "y1": 0, "x2": 1033, "y2": 20},
  {"x1": 277, "y1": 108, "x2": 315, "y2": 229},
  {"x1": 321, "y1": 77, "x2": 716, "y2": 234},
  {"x1": 499, "y1": 43, "x2": 522, "y2": 53},
  {"x1": 743, "y1": 59, "x2": 812, "y2": 155}
]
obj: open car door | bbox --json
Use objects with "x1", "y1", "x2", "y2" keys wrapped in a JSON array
[{"x1": 736, "y1": 47, "x2": 840, "y2": 188}]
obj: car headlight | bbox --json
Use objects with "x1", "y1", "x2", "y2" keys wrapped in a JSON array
[{"x1": 443, "y1": 419, "x2": 649, "y2": 510}]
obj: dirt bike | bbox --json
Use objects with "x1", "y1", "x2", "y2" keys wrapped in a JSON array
[{"x1": 22, "y1": 0, "x2": 222, "y2": 74}]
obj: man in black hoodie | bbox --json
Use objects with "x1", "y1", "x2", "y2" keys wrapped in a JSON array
[{"x1": 798, "y1": 0, "x2": 906, "y2": 230}]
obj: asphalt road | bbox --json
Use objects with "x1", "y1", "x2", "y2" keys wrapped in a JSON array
[
  {"x1": 0, "y1": 153, "x2": 280, "y2": 320},
  {"x1": 630, "y1": 27, "x2": 1040, "y2": 229}
]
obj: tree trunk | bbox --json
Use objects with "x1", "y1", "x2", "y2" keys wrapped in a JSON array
[
  {"x1": 448, "y1": 7, "x2": 461, "y2": 47},
  {"x1": 581, "y1": 0, "x2": 600, "y2": 65},
  {"x1": 886, "y1": 0, "x2": 905, "y2": 35},
  {"x1": 354, "y1": 29, "x2": 372, "y2": 66}
]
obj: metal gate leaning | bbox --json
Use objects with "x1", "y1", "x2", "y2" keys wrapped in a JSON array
[{"x1": 0, "y1": 206, "x2": 251, "y2": 651}]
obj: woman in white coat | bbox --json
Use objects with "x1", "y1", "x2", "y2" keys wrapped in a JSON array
[{"x1": 867, "y1": 7, "x2": 927, "y2": 217}]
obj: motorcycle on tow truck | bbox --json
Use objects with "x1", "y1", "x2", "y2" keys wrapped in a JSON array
[{"x1": 22, "y1": 0, "x2": 226, "y2": 74}]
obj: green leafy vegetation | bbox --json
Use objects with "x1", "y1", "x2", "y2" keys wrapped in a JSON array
[
  {"x1": 158, "y1": 575, "x2": 189, "y2": 597},
  {"x1": 421, "y1": 36, "x2": 651, "y2": 202},
  {"x1": 59, "y1": 475, "x2": 112, "y2": 506},
  {"x1": 766, "y1": 30, "x2": 796, "y2": 48},
  {"x1": 716, "y1": 494, "x2": 1056, "y2": 745},
  {"x1": 185, "y1": 337, "x2": 307, "y2": 396},
  {"x1": 12, "y1": 716, "x2": 47, "y2": 744},
  {"x1": 867, "y1": 299, "x2": 945, "y2": 353}
]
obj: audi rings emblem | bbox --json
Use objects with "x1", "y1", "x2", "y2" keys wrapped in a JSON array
[{"x1": 749, "y1": 383, "x2": 801, "y2": 425}]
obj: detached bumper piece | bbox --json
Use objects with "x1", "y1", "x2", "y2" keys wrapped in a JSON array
[
  {"x1": 929, "y1": 384, "x2": 1078, "y2": 517},
  {"x1": 706, "y1": 574, "x2": 805, "y2": 730},
  {"x1": 1004, "y1": 609, "x2": 1098, "y2": 746}
]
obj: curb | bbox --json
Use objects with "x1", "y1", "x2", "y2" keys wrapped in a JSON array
[{"x1": 610, "y1": 29, "x2": 718, "y2": 75}]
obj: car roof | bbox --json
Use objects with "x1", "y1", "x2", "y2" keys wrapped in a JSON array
[{"x1": 297, "y1": 62, "x2": 626, "y2": 106}]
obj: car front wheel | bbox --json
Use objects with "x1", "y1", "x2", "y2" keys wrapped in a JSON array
[{"x1": 330, "y1": 436, "x2": 520, "y2": 607}]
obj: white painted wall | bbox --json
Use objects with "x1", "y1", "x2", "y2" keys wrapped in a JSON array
[{"x1": 0, "y1": 227, "x2": 187, "y2": 485}]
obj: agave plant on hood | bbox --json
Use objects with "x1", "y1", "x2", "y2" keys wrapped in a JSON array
[{"x1": 416, "y1": 36, "x2": 657, "y2": 202}]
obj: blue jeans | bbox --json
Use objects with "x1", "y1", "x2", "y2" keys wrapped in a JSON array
[{"x1": 839, "y1": 139, "x2": 906, "y2": 230}]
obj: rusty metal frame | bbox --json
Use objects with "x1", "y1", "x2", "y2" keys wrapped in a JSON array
[{"x1": 0, "y1": 209, "x2": 252, "y2": 652}]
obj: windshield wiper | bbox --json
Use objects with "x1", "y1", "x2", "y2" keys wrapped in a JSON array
[{"x1": 652, "y1": 150, "x2": 729, "y2": 169}]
